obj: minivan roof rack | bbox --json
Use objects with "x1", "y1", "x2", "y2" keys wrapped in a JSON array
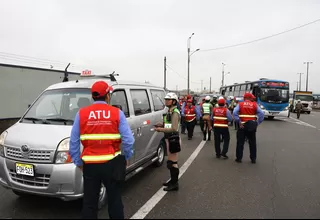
[{"x1": 80, "y1": 71, "x2": 119, "y2": 82}]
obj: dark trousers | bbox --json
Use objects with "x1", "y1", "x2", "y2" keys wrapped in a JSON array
[
  {"x1": 236, "y1": 128, "x2": 257, "y2": 160},
  {"x1": 186, "y1": 119, "x2": 196, "y2": 138},
  {"x1": 82, "y1": 160, "x2": 125, "y2": 219},
  {"x1": 296, "y1": 109, "x2": 301, "y2": 119},
  {"x1": 181, "y1": 116, "x2": 186, "y2": 133},
  {"x1": 199, "y1": 118, "x2": 204, "y2": 132},
  {"x1": 214, "y1": 127, "x2": 230, "y2": 156}
]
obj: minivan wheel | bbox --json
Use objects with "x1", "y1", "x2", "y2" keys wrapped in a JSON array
[
  {"x1": 98, "y1": 184, "x2": 107, "y2": 210},
  {"x1": 154, "y1": 142, "x2": 165, "y2": 167}
]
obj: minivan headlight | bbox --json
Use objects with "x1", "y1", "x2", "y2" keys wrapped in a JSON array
[
  {"x1": 284, "y1": 106, "x2": 289, "y2": 111},
  {"x1": 0, "y1": 131, "x2": 8, "y2": 157},
  {"x1": 260, "y1": 105, "x2": 265, "y2": 110},
  {"x1": 55, "y1": 138, "x2": 72, "y2": 164}
]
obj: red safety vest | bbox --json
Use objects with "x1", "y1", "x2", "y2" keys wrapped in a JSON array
[
  {"x1": 184, "y1": 105, "x2": 196, "y2": 122},
  {"x1": 238, "y1": 101, "x2": 258, "y2": 124},
  {"x1": 213, "y1": 107, "x2": 228, "y2": 127},
  {"x1": 79, "y1": 103, "x2": 122, "y2": 164}
]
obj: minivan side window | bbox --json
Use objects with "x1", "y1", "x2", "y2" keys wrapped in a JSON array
[
  {"x1": 110, "y1": 90, "x2": 130, "y2": 117},
  {"x1": 130, "y1": 89, "x2": 151, "y2": 115},
  {"x1": 150, "y1": 89, "x2": 165, "y2": 111}
]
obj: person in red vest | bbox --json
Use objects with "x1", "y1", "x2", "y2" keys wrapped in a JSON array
[
  {"x1": 212, "y1": 98, "x2": 233, "y2": 159},
  {"x1": 69, "y1": 81, "x2": 134, "y2": 219},
  {"x1": 182, "y1": 98, "x2": 201, "y2": 140},
  {"x1": 233, "y1": 92, "x2": 264, "y2": 164}
]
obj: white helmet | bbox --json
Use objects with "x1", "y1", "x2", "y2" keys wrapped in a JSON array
[
  {"x1": 165, "y1": 92, "x2": 179, "y2": 102},
  {"x1": 218, "y1": 96, "x2": 224, "y2": 100},
  {"x1": 297, "y1": 99, "x2": 301, "y2": 102},
  {"x1": 229, "y1": 96, "x2": 234, "y2": 100},
  {"x1": 205, "y1": 95, "x2": 211, "y2": 101}
]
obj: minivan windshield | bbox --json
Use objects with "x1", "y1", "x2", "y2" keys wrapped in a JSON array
[{"x1": 23, "y1": 88, "x2": 93, "y2": 124}]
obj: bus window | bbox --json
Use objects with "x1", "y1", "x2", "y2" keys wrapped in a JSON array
[{"x1": 234, "y1": 85, "x2": 240, "y2": 97}]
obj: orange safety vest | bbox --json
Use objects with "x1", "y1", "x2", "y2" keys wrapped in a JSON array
[
  {"x1": 238, "y1": 101, "x2": 258, "y2": 124},
  {"x1": 79, "y1": 103, "x2": 122, "y2": 163},
  {"x1": 213, "y1": 107, "x2": 228, "y2": 127},
  {"x1": 184, "y1": 105, "x2": 196, "y2": 122}
]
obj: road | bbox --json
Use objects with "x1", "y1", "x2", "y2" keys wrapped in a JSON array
[{"x1": 1, "y1": 112, "x2": 320, "y2": 219}]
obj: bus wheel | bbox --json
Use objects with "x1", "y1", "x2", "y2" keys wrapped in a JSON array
[{"x1": 268, "y1": 116, "x2": 274, "y2": 120}]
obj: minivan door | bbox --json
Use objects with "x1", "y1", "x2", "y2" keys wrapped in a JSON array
[
  {"x1": 129, "y1": 89, "x2": 155, "y2": 163},
  {"x1": 110, "y1": 89, "x2": 135, "y2": 167}
]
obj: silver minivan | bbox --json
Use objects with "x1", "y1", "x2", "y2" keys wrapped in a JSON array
[{"x1": 0, "y1": 74, "x2": 167, "y2": 207}]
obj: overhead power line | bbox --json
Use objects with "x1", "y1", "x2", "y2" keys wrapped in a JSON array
[
  {"x1": 201, "y1": 18, "x2": 320, "y2": 52},
  {"x1": 166, "y1": 64, "x2": 201, "y2": 85}
]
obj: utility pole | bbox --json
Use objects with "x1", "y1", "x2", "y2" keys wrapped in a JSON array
[
  {"x1": 296, "y1": 82, "x2": 299, "y2": 91},
  {"x1": 221, "y1": 63, "x2": 226, "y2": 87},
  {"x1": 304, "y1": 61, "x2": 312, "y2": 91},
  {"x1": 297, "y1": 73, "x2": 304, "y2": 91},
  {"x1": 209, "y1": 77, "x2": 212, "y2": 93},
  {"x1": 164, "y1": 56, "x2": 167, "y2": 90}
]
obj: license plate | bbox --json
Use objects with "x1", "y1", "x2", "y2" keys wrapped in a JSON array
[
  {"x1": 16, "y1": 163, "x2": 34, "y2": 177},
  {"x1": 270, "y1": 112, "x2": 279, "y2": 115}
]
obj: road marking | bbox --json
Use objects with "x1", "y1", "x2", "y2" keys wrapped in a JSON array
[
  {"x1": 289, "y1": 117, "x2": 317, "y2": 128},
  {"x1": 130, "y1": 140, "x2": 207, "y2": 219}
]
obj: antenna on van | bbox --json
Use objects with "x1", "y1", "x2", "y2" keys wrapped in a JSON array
[
  {"x1": 62, "y1": 63, "x2": 71, "y2": 82},
  {"x1": 109, "y1": 71, "x2": 119, "y2": 82}
]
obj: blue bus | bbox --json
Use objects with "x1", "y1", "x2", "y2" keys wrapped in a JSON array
[{"x1": 220, "y1": 78, "x2": 290, "y2": 119}]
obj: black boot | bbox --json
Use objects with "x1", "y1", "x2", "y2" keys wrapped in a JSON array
[
  {"x1": 203, "y1": 131, "x2": 207, "y2": 141},
  {"x1": 207, "y1": 130, "x2": 211, "y2": 141},
  {"x1": 164, "y1": 167, "x2": 179, "y2": 191},
  {"x1": 162, "y1": 179, "x2": 171, "y2": 186}
]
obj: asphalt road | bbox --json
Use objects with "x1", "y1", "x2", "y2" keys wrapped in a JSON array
[{"x1": 0, "y1": 113, "x2": 320, "y2": 219}]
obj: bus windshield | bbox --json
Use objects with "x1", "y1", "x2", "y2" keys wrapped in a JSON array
[
  {"x1": 260, "y1": 88, "x2": 289, "y2": 102},
  {"x1": 295, "y1": 95, "x2": 313, "y2": 102}
]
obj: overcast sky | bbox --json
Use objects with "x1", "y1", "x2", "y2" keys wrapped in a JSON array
[{"x1": 0, "y1": 0, "x2": 319, "y2": 92}]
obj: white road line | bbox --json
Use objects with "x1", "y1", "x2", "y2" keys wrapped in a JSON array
[
  {"x1": 130, "y1": 140, "x2": 207, "y2": 219},
  {"x1": 289, "y1": 116, "x2": 317, "y2": 128}
]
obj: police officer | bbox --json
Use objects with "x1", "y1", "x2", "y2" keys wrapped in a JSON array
[
  {"x1": 154, "y1": 92, "x2": 181, "y2": 191},
  {"x1": 233, "y1": 92, "x2": 264, "y2": 164},
  {"x1": 212, "y1": 98, "x2": 233, "y2": 159},
  {"x1": 295, "y1": 99, "x2": 303, "y2": 119},
  {"x1": 201, "y1": 96, "x2": 213, "y2": 141},
  {"x1": 182, "y1": 98, "x2": 201, "y2": 140},
  {"x1": 69, "y1": 81, "x2": 134, "y2": 219}
]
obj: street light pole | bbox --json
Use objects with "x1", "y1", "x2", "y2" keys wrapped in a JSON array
[
  {"x1": 304, "y1": 62, "x2": 312, "y2": 91},
  {"x1": 221, "y1": 63, "x2": 226, "y2": 87},
  {"x1": 297, "y1": 73, "x2": 304, "y2": 91},
  {"x1": 187, "y1": 33, "x2": 200, "y2": 95},
  {"x1": 187, "y1": 33, "x2": 194, "y2": 95}
]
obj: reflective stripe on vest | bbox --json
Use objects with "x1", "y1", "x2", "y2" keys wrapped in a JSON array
[
  {"x1": 82, "y1": 151, "x2": 121, "y2": 162},
  {"x1": 80, "y1": 133, "x2": 121, "y2": 140},
  {"x1": 239, "y1": 115, "x2": 257, "y2": 118},
  {"x1": 202, "y1": 103, "x2": 211, "y2": 114},
  {"x1": 213, "y1": 123, "x2": 228, "y2": 127},
  {"x1": 213, "y1": 116, "x2": 227, "y2": 120}
]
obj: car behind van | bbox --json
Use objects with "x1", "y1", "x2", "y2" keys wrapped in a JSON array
[{"x1": 0, "y1": 73, "x2": 167, "y2": 208}]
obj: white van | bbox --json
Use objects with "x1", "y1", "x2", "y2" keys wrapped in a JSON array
[{"x1": 0, "y1": 73, "x2": 167, "y2": 208}]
